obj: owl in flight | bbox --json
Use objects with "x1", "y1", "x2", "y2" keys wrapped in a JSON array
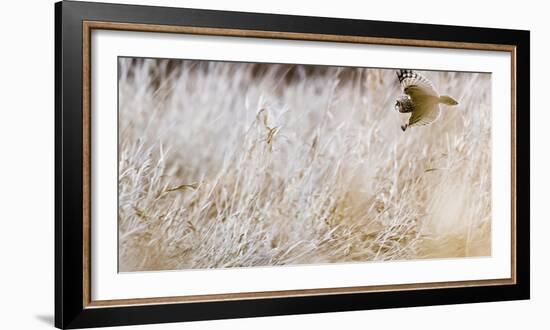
[{"x1": 395, "y1": 69, "x2": 458, "y2": 131}]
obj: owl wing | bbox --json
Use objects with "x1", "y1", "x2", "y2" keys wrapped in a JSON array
[
  {"x1": 408, "y1": 103, "x2": 441, "y2": 126},
  {"x1": 396, "y1": 69, "x2": 439, "y2": 99}
]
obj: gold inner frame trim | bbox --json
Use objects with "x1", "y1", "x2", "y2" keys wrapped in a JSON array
[{"x1": 82, "y1": 20, "x2": 517, "y2": 308}]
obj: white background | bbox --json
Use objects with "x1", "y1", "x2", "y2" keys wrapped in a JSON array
[{"x1": 0, "y1": 0, "x2": 545, "y2": 329}]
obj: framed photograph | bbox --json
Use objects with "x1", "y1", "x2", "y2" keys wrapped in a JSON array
[{"x1": 55, "y1": 1, "x2": 530, "y2": 328}]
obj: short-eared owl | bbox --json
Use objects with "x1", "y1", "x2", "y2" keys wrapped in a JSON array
[{"x1": 395, "y1": 69, "x2": 459, "y2": 131}]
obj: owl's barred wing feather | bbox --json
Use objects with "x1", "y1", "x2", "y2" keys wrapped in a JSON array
[{"x1": 396, "y1": 69, "x2": 438, "y2": 97}]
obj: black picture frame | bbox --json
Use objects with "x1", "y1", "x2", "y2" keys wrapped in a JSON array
[{"x1": 55, "y1": 1, "x2": 530, "y2": 328}]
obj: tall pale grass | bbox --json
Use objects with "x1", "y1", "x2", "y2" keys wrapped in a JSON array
[{"x1": 118, "y1": 58, "x2": 491, "y2": 272}]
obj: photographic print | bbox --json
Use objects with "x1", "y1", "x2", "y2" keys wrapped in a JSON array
[
  {"x1": 118, "y1": 58, "x2": 491, "y2": 272},
  {"x1": 56, "y1": 3, "x2": 529, "y2": 327}
]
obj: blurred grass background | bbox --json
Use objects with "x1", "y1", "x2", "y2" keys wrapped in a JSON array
[{"x1": 118, "y1": 58, "x2": 491, "y2": 272}]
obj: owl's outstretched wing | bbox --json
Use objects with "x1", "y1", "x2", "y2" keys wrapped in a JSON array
[
  {"x1": 408, "y1": 104, "x2": 441, "y2": 126},
  {"x1": 396, "y1": 69, "x2": 438, "y2": 99}
]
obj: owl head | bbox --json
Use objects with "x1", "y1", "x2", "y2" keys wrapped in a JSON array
[{"x1": 394, "y1": 95, "x2": 411, "y2": 112}]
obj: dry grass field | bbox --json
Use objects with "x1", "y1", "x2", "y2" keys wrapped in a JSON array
[{"x1": 118, "y1": 58, "x2": 492, "y2": 272}]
